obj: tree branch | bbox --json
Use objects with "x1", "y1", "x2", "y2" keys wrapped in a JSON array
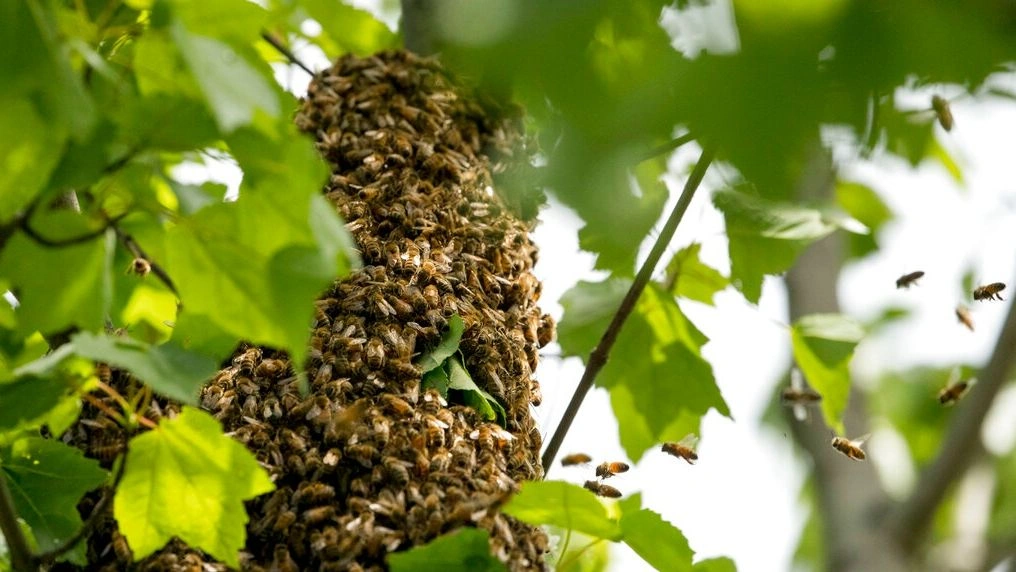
[
  {"x1": 637, "y1": 133, "x2": 695, "y2": 164},
  {"x1": 20, "y1": 211, "x2": 126, "y2": 248},
  {"x1": 260, "y1": 31, "x2": 314, "y2": 76},
  {"x1": 34, "y1": 452, "x2": 128, "y2": 566},
  {"x1": 0, "y1": 464, "x2": 34, "y2": 572},
  {"x1": 540, "y1": 148, "x2": 714, "y2": 469},
  {"x1": 889, "y1": 278, "x2": 1016, "y2": 552}
]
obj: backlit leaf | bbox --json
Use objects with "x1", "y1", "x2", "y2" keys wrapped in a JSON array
[
  {"x1": 388, "y1": 528, "x2": 505, "y2": 572},
  {"x1": 790, "y1": 314, "x2": 864, "y2": 433},
  {"x1": 503, "y1": 481, "x2": 622, "y2": 541},
  {"x1": 114, "y1": 407, "x2": 274, "y2": 566},
  {"x1": 663, "y1": 243, "x2": 730, "y2": 306},
  {"x1": 620, "y1": 507, "x2": 694, "y2": 572}
]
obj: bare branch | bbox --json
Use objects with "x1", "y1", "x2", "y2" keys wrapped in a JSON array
[
  {"x1": 889, "y1": 280, "x2": 1016, "y2": 552},
  {"x1": 0, "y1": 464, "x2": 35, "y2": 571},
  {"x1": 540, "y1": 147, "x2": 714, "y2": 469},
  {"x1": 261, "y1": 31, "x2": 314, "y2": 76}
]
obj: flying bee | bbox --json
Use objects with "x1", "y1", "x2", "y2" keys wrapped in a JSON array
[
  {"x1": 831, "y1": 433, "x2": 869, "y2": 461},
  {"x1": 782, "y1": 368, "x2": 822, "y2": 421},
  {"x1": 939, "y1": 368, "x2": 974, "y2": 405},
  {"x1": 973, "y1": 282, "x2": 1006, "y2": 301},
  {"x1": 955, "y1": 305, "x2": 975, "y2": 331},
  {"x1": 895, "y1": 271, "x2": 925, "y2": 289},
  {"x1": 127, "y1": 257, "x2": 151, "y2": 277},
  {"x1": 932, "y1": 95, "x2": 954, "y2": 132},
  {"x1": 662, "y1": 434, "x2": 699, "y2": 465},
  {"x1": 583, "y1": 480, "x2": 622, "y2": 498},
  {"x1": 595, "y1": 461, "x2": 630, "y2": 479}
]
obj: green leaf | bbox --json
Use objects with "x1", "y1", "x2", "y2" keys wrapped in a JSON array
[
  {"x1": 1, "y1": 436, "x2": 108, "y2": 564},
  {"x1": 881, "y1": 103, "x2": 934, "y2": 167},
  {"x1": 619, "y1": 508, "x2": 694, "y2": 572},
  {"x1": 300, "y1": 0, "x2": 400, "y2": 56},
  {"x1": 559, "y1": 279, "x2": 726, "y2": 460},
  {"x1": 790, "y1": 314, "x2": 865, "y2": 434},
  {"x1": 835, "y1": 181, "x2": 894, "y2": 259},
  {"x1": 171, "y1": 23, "x2": 279, "y2": 133},
  {"x1": 416, "y1": 314, "x2": 465, "y2": 373},
  {"x1": 69, "y1": 332, "x2": 217, "y2": 405},
  {"x1": 610, "y1": 386, "x2": 700, "y2": 466},
  {"x1": 503, "y1": 481, "x2": 622, "y2": 541},
  {"x1": 113, "y1": 407, "x2": 274, "y2": 566},
  {"x1": 422, "y1": 366, "x2": 450, "y2": 398},
  {"x1": 663, "y1": 243, "x2": 730, "y2": 306},
  {"x1": 0, "y1": 98, "x2": 66, "y2": 223},
  {"x1": 170, "y1": 0, "x2": 268, "y2": 43},
  {"x1": 447, "y1": 356, "x2": 506, "y2": 425},
  {"x1": 714, "y1": 189, "x2": 841, "y2": 303},
  {"x1": 388, "y1": 528, "x2": 505, "y2": 572},
  {"x1": 928, "y1": 137, "x2": 963, "y2": 184},
  {"x1": 0, "y1": 375, "x2": 69, "y2": 433},
  {"x1": 694, "y1": 557, "x2": 738, "y2": 572},
  {"x1": 0, "y1": 224, "x2": 113, "y2": 335}
]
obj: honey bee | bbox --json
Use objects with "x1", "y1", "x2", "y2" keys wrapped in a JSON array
[
  {"x1": 955, "y1": 305, "x2": 975, "y2": 331},
  {"x1": 895, "y1": 271, "x2": 925, "y2": 289},
  {"x1": 932, "y1": 95, "x2": 954, "y2": 132},
  {"x1": 127, "y1": 257, "x2": 151, "y2": 276},
  {"x1": 537, "y1": 314, "x2": 556, "y2": 348},
  {"x1": 782, "y1": 368, "x2": 822, "y2": 421},
  {"x1": 272, "y1": 544, "x2": 299, "y2": 572},
  {"x1": 292, "y1": 482, "x2": 336, "y2": 507},
  {"x1": 831, "y1": 433, "x2": 869, "y2": 461},
  {"x1": 939, "y1": 368, "x2": 974, "y2": 405},
  {"x1": 365, "y1": 337, "x2": 386, "y2": 369},
  {"x1": 973, "y1": 282, "x2": 1006, "y2": 301},
  {"x1": 379, "y1": 394, "x2": 414, "y2": 416},
  {"x1": 583, "y1": 480, "x2": 622, "y2": 498},
  {"x1": 662, "y1": 434, "x2": 699, "y2": 464},
  {"x1": 237, "y1": 347, "x2": 261, "y2": 376},
  {"x1": 255, "y1": 358, "x2": 288, "y2": 379},
  {"x1": 595, "y1": 461, "x2": 630, "y2": 478},
  {"x1": 95, "y1": 362, "x2": 112, "y2": 385},
  {"x1": 110, "y1": 530, "x2": 132, "y2": 562},
  {"x1": 301, "y1": 505, "x2": 336, "y2": 525}
]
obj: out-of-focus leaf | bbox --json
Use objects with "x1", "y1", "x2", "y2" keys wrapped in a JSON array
[
  {"x1": 388, "y1": 528, "x2": 505, "y2": 572},
  {"x1": 114, "y1": 407, "x2": 274, "y2": 566},
  {"x1": 0, "y1": 375, "x2": 68, "y2": 432},
  {"x1": 70, "y1": 332, "x2": 217, "y2": 404},
  {"x1": 714, "y1": 189, "x2": 842, "y2": 303},
  {"x1": 881, "y1": 102, "x2": 935, "y2": 167},
  {"x1": 663, "y1": 243, "x2": 730, "y2": 306},
  {"x1": 170, "y1": 24, "x2": 279, "y2": 133},
  {"x1": 927, "y1": 137, "x2": 963, "y2": 184},
  {"x1": 835, "y1": 181, "x2": 893, "y2": 259},
  {"x1": 694, "y1": 557, "x2": 738, "y2": 572},
  {"x1": 864, "y1": 306, "x2": 910, "y2": 334},
  {"x1": 119, "y1": 94, "x2": 219, "y2": 152},
  {"x1": 416, "y1": 314, "x2": 465, "y2": 373},
  {"x1": 559, "y1": 279, "x2": 727, "y2": 461},
  {"x1": 1, "y1": 436, "x2": 107, "y2": 564},
  {"x1": 0, "y1": 223, "x2": 113, "y2": 335},
  {"x1": 300, "y1": 0, "x2": 399, "y2": 55},
  {"x1": 170, "y1": 0, "x2": 267, "y2": 43},
  {"x1": 790, "y1": 314, "x2": 864, "y2": 434},
  {"x1": 553, "y1": 528, "x2": 609, "y2": 572},
  {"x1": 0, "y1": 99, "x2": 66, "y2": 223},
  {"x1": 503, "y1": 481, "x2": 622, "y2": 541},
  {"x1": 619, "y1": 507, "x2": 694, "y2": 572}
]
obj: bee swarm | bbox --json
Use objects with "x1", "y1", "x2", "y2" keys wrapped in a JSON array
[{"x1": 66, "y1": 51, "x2": 554, "y2": 570}]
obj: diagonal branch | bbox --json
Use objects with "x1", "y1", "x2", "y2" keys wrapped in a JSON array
[
  {"x1": 889, "y1": 278, "x2": 1016, "y2": 552},
  {"x1": 540, "y1": 147, "x2": 714, "y2": 469},
  {"x1": 261, "y1": 31, "x2": 314, "y2": 76},
  {"x1": 0, "y1": 464, "x2": 34, "y2": 571}
]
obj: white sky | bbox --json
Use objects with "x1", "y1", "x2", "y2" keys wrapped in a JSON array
[{"x1": 201, "y1": 4, "x2": 1016, "y2": 570}]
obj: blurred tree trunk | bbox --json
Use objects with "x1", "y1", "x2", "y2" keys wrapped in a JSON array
[{"x1": 785, "y1": 145, "x2": 908, "y2": 572}]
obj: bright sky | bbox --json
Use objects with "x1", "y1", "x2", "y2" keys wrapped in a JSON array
[{"x1": 195, "y1": 4, "x2": 1016, "y2": 570}]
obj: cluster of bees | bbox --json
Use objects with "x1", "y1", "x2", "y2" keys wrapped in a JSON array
[
  {"x1": 780, "y1": 271, "x2": 1002, "y2": 462},
  {"x1": 63, "y1": 51, "x2": 555, "y2": 570},
  {"x1": 561, "y1": 435, "x2": 700, "y2": 498}
]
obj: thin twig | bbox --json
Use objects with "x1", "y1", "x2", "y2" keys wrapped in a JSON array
[
  {"x1": 889, "y1": 280, "x2": 1016, "y2": 552},
  {"x1": 0, "y1": 466, "x2": 34, "y2": 571},
  {"x1": 541, "y1": 148, "x2": 714, "y2": 470},
  {"x1": 114, "y1": 227, "x2": 178, "y2": 297},
  {"x1": 20, "y1": 211, "x2": 127, "y2": 248},
  {"x1": 260, "y1": 31, "x2": 314, "y2": 76},
  {"x1": 34, "y1": 451, "x2": 128, "y2": 565},
  {"x1": 636, "y1": 133, "x2": 695, "y2": 164}
]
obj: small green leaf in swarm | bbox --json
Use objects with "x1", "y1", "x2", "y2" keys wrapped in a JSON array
[
  {"x1": 113, "y1": 407, "x2": 274, "y2": 567},
  {"x1": 1, "y1": 436, "x2": 108, "y2": 564},
  {"x1": 446, "y1": 356, "x2": 506, "y2": 426},
  {"x1": 415, "y1": 314, "x2": 465, "y2": 374},
  {"x1": 663, "y1": 243, "x2": 730, "y2": 306},
  {"x1": 790, "y1": 314, "x2": 865, "y2": 434},
  {"x1": 388, "y1": 528, "x2": 506, "y2": 572},
  {"x1": 70, "y1": 332, "x2": 217, "y2": 405},
  {"x1": 503, "y1": 481, "x2": 622, "y2": 541}
]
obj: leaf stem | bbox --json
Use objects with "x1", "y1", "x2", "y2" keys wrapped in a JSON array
[
  {"x1": 0, "y1": 465, "x2": 34, "y2": 571},
  {"x1": 260, "y1": 31, "x2": 314, "y2": 76},
  {"x1": 541, "y1": 148, "x2": 714, "y2": 470}
]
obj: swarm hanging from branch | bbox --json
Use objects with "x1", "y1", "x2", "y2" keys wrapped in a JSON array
[{"x1": 67, "y1": 51, "x2": 554, "y2": 570}]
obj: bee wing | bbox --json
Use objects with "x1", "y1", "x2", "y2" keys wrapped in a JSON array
[
  {"x1": 791, "y1": 367, "x2": 804, "y2": 391},
  {"x1": 850, "y1": 433, "x2": 872, "y2": 447},
  {"x1": 793, "y1": 403, "x2": 807, "y2": 422},
  {"x1": 946, "y1": 366, "x2": 961, "y2": 387},
  {"x1": 677, "y1": 433, "x2": 699, "y2": 449}
]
